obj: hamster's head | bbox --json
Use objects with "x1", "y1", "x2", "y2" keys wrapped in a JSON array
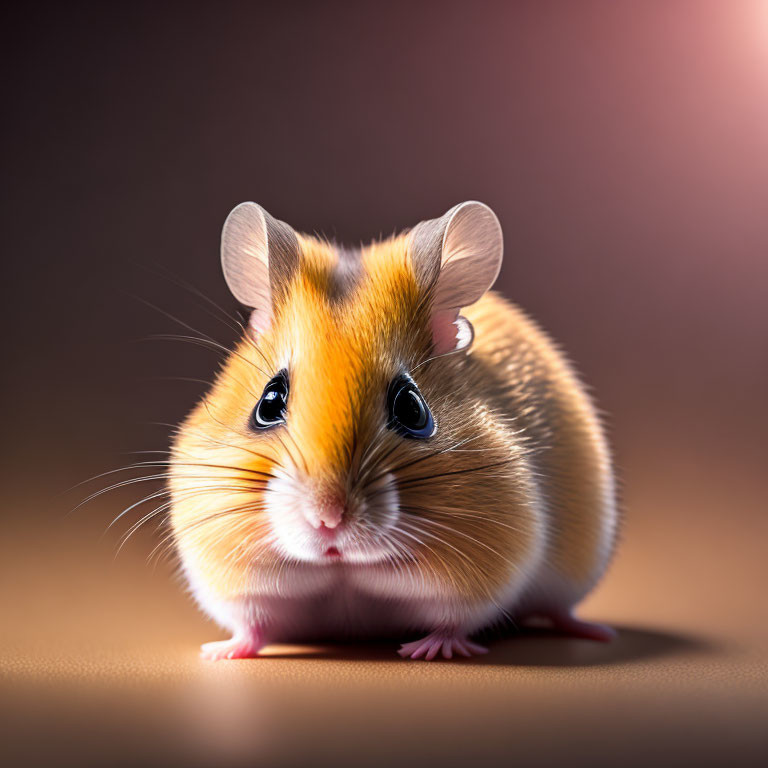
[{"x1": 170, "y1": 202, "x2": 541, "y2": 601}]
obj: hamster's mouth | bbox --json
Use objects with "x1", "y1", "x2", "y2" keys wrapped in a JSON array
[{"x1": 323, "y1": 546, "x2": 342, "y2": 559}]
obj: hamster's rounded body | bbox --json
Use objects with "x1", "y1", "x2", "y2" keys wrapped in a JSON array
[{"x1": 169, "y1": 202, "x2": 618, "y2": 660}]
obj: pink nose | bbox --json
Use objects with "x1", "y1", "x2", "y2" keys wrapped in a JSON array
[{"x1": 305, "y1": 497, "x2": 345, "y2": 530}]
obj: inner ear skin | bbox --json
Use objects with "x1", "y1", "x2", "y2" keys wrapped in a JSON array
[{"x1": 430, "y1": 310, "x2": 475, "y2": 357}]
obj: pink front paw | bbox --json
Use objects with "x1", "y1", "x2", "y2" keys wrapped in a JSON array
[
  {"x1": 398, "y1": 631, "x2": 488, "y2": 661},
  {"x1": 200, "y1": 633, "x2": 264, "y2": 661}
]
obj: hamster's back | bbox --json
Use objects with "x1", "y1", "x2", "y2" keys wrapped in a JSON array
[{"x1": 465, "y1": 291, "x2": 619, "y2": 613}]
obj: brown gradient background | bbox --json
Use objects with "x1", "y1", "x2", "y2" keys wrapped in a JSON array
[{"x1": 2, "y1": 2, "x2": 767, "y2": 767}]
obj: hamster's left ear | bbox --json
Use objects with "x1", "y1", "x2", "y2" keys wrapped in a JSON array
[{"x1": 409, "y1": 201, "x2": 503, "y2": 356}]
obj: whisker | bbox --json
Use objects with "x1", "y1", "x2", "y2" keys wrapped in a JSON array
[
  {"x1": 147, "y1": 334, "x2": 271, "y2": 380},
  {"x1": 388, "y1": 525, "x2": 459, "y2": 591},
  {"x1": 400, "y1": 508, "x2": 523, "y2": 574},
  {"x1": 131, "y1": 295, "x2": 223, "y2": 346},
  {"x1": 142, "y1": 375, "x2": 216, "y2": 387},
  {"x1": 120, "y1": 500, "x2": 271, "y2": 559},
  {"x1": 106, "y1": 481, "x2": 273, "y2": 534},
  {"x1": 393, "y1": 459, "x2": 511, "y2": 488},
  {"x1": 133, "y1": 261, "x2": 244, "y2": 336},
  {"x1": 364, "y1": 435, "x2": 484, "y2": 489},
  {"x1": 72, "y1": 460, "x2": 278, "y2": 493},
  {"x1": 273, "y1": 428, "x2": 309, "y2": 477},
  {"x1": 154, "y1": 421, "x2": 286, "y2": 471},
  {"x1": 401, "y1": 504, "x2": 528, "y2": 535}
]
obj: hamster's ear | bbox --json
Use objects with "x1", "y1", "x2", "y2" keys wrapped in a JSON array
[
  {"x1": 221, "y1": 202, "x2": 300, "y2": 337},
  {"x1": 410, "y1": 201, "x2": 503, "y2": 356}
]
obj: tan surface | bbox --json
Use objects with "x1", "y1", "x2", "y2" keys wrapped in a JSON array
[
  {"x1": 2, "y1": 427, "x2": 767, "y2": 768},
  {"x1": 3, "y1": 2, "x2": 768, "y2": 766}
]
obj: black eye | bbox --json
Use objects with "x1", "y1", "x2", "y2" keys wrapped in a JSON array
[
  {"x1": 387, "y1": 373, "x2": 435, "y2": 439},
  {"x1": 251, "y1": 371, "x2": 289, "y2": 430}
]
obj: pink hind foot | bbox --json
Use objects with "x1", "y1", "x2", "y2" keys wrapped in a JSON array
[
  {"x1": 398, "y1": 631, "x2": 489, "y2": 661},
  {"x1": 200, "y1": 630, "x2": 264, "y2": 661},
  {"x1": 544, "y1": 612, "x2": 616, "y2": 643}
]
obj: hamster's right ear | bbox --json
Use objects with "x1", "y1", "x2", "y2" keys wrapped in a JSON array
[
  {"x1": 409, "y1": 201, "x2": 503, "y2": 356},
  {"x1": 221, "y1": 202, "x2": 300, "y2": 337}
]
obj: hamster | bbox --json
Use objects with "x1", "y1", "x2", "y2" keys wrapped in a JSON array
[{"x1": 169, "y1": 201, "x2": 619, "y2": 661}]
